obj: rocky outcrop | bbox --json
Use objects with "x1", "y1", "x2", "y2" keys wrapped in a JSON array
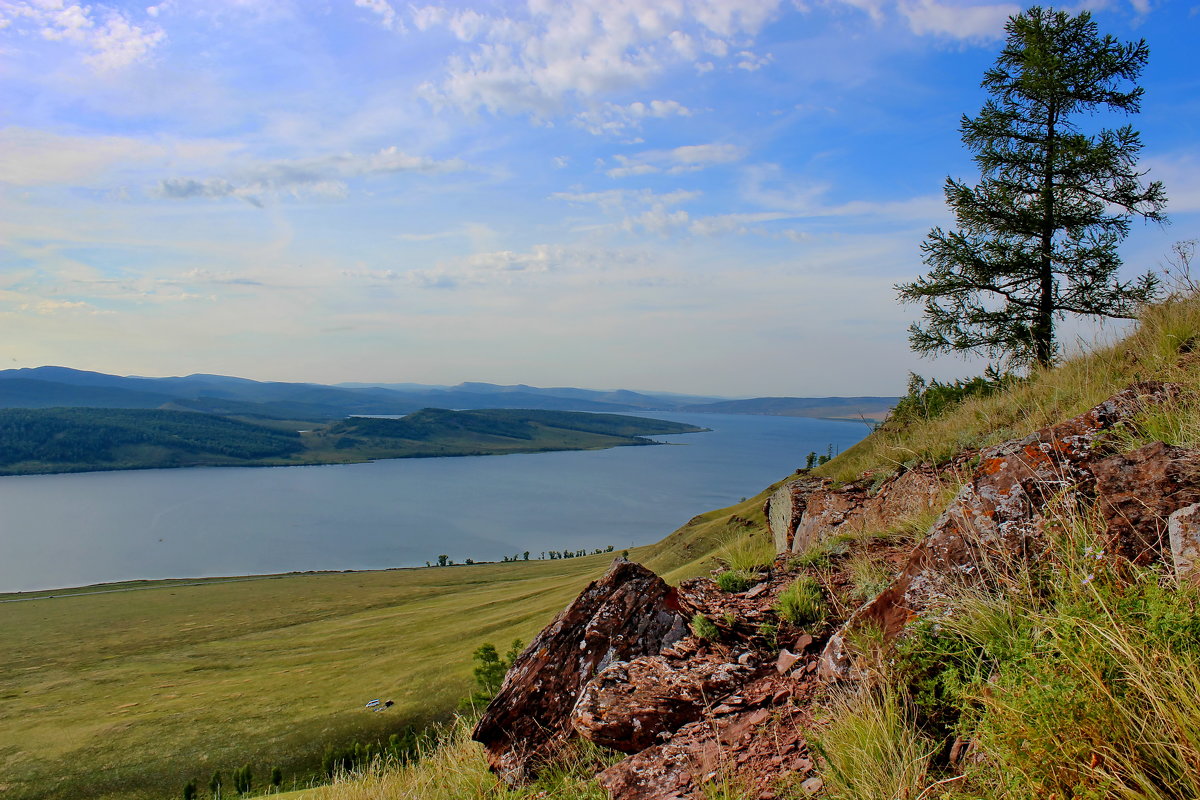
[
  {"x1": 820, "y1": 381, "x2": 1187, "y2": 679},
  {"x1": 472, "y1": 559, "x2": 688, "y2": 782},
  {"x1": 1092, "y1": 441, "x2": 1200, "y2": 563},
  {"x1": 570, "y1": 642, "x2": 752, "y2": 753},
  {"x1": 766, "y1": 466, "x2": 947, "y2": 556},
  {"x1": 765, "y1": 478, "x2": 822, "y2": 552},
  {"x1": 473, "y1": 381, "x2": 1200, "y2": 798}
]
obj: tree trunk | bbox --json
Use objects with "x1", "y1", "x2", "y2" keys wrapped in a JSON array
[{"x1": 1035, "y1": 110, "x2": 1057, "y2": 367}]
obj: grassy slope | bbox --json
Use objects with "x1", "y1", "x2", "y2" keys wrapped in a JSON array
[
  {"x1": 0, "y1": 480, "x2": 768, "y2": 800},
  {"x1": 0, "y1": 559, "x2": 615, "y2": 800},
  {"x1": 286, "y1": 296, "x2": 1200, "y2": 800}
]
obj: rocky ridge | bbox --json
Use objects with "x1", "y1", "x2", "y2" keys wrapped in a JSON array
[{"x1": 472, "y1": 382, "x2": 1200, "y2": 799}]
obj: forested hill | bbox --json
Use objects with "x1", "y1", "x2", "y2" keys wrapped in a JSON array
[
  {"x1": 0, "y1": 407, "x2": 706, "y2": 476},
  {"x1": 0, "y1": 408, "x2": 304, "y2": 474}
]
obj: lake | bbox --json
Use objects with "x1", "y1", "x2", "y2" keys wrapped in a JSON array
[{"x1": 0, "y1": 413, "x2": 870, "y2": 592}]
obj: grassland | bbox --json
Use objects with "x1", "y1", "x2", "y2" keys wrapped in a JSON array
[
  {"x1": 0, "y1": 479, "x2": 772, "y2": 800},
  {"x1": 0, "y1": 558, "x2": 614, "y2": 800}
]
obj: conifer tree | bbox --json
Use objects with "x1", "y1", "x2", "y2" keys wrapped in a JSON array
[{"x1": 897, "y1": 7, "x2": 1166, "y2": 367}]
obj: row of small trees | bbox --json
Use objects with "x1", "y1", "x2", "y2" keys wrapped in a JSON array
[
  {"x1": 182, "y1": 765, "x2": 281, "y2": 800},
  {"x1": 428, "y1": 545, "x2": 616, "y2": 566}
]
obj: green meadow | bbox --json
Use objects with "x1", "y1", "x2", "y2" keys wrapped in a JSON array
[{"x1": 0, "y1": 557, "x2": 627, "y2": 800}]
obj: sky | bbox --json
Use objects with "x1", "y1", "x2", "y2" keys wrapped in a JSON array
[{"x1": 0, "y1": 0, "x2": 1197, "y2": 396}]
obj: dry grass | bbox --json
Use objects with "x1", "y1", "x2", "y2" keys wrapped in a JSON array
[{"x1": 818, "y1": 295, "x2": 1200, "y2": 484}]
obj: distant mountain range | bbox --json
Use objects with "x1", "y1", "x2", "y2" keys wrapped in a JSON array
[{"x1": 0, "y1": 367, "x2": 897, "y2": 421}]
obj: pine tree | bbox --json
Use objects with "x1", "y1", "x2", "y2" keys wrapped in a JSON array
[{"x1": 897, "y1": 6, "x2": 1166, "y2": 368}]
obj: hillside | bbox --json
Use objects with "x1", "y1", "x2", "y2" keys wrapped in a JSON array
[
  {"x1": 293, "y1": 294, "x2": 1200, "y2": 800},
  {"x1": 0, "y1": 407, "x2": 704, "y2": 475}
]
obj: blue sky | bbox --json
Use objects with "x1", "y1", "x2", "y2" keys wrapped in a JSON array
[{"x1": 1, "y1": 0, "x2": 1196, "y2": 396}]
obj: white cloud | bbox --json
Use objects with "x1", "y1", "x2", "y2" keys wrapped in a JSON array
[
  {"x1": 417, "y1": 0, "x2": 784, "y2": 119},
  {"x1": 158, "y1": 146, "x2": 469, "y2": 204},
  {"x1": 1, "y1": 1, "x2": 165, "y2": 70},
  {"x1": 898, "y1": 0, "x2": 1018, "y2": 40},
  {"x1": 354, "y1": 0, "x2": 404, "y2": 32},
  {"x1": 0, "y1": 127, "x2": 238, "y2": 186},
  {"x1": 605, "y1": 143, "x2": 745, "y2": 177},
  {"x1": 575, "y1": 99, "x2": 693, "y2": 136}
]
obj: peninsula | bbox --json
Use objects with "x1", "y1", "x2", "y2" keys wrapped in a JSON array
[{"x1": 0, "y1": 407, "x2": 707, "y2": 476}]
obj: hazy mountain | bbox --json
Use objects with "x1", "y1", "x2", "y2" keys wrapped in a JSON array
[{"x1": 0, "y1": 367, "x2": 896, "y2": 421}]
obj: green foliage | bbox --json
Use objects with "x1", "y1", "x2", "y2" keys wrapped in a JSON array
[
  {"x1": 897, "y1": 7, "x2": 1166, "y2": 368},
  {"x1": 0, "y1": 407, "x2": 303, "y2": 471},
  {"x1": 232, "y1": 765, "x2": 251, "y2": 796},
  {"x1": 270, "y1": 766, "x2": 282, "y2": 789},
  {"x1": 690, "y1": 613, "x2": 720, "y2": 640},
  {"x1": 790, "y1": 536, "x2": 849, "y2": 569},
  {"x1": 182, "y1": 779, "x2": 196, "y2": 800},
  {"x1": 847, "y1": 553, "x2": 893, "y2": 601},
  {"x1": 460, "y1": 638, "x2": 523, "y2": 711},
  {"x1": 773, "y1": 576, "x2": 826, "y2": 627},
  {"x1": 714, "y1": 570, "x2": 755, "y2": 593},
  {"x1": 889, "y1": 369, "x2": 1016, "y2": 424},
  {"x1": 208, "y1": 772, "x2": 222, "y2": 800}
]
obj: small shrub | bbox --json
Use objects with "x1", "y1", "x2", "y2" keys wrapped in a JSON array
[
  {"x1": 790, "y1": 536, "x2": 849, "y2": 569},
  {"x1": 848, "y1": 553, "x2": 893, "y2": 601},
  {"x1": 715, "y1": 569, "x2": 755, "y2": 593},
  {"x1": 691, "y1": 613, "x2": 720, "y2": 640},
  {"x1": 182, "y1": 779, "x2": 197, "y2": 800},
  {"x1": 774, "y1": 576, "x2": 826, "y2": 627},
  {"x1": 717, "y1": 533, "x2": 775, "y2": 572}
]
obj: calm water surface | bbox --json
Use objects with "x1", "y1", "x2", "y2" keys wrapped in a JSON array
[{"x1": 0, "y1": 413, "x2": 868, "y2": 592}]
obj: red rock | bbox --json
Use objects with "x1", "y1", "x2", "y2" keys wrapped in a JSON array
[
  {"x1": 570, "y1": 654, "x2": 752, "y2": 753},
  {"x1": 793, "y1": 633, "x2": 814, "y2": 652},
  {"x1": 1092, "y1": 442, "x2": 1200, "y2": 563},
  {"x1": 775, "y1": 649, "x2": 800, "y2": 674},
  {"x1": 472, "y1": 559, "x2": 688, "y2": 783}
]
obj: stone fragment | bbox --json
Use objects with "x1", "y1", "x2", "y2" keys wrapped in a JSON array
[
  {"x1": 801, "y1": 777, "x2": 824, "y2": 795},
  {"x1": 775, "y1": 649, "x2": 800, "y2": 674},
  {"x1": 1170, "y1": 503, "x2": 1200, "y2": 585},
  {"x1": 570, "y1": 654, "x2": 752, "y2": 753},
  {"x1": 472, "y1": 559, "x2": 688, "y2": 783},
  {"x1": 793, "y1": 633, "x2": 814, "y2": 652}
]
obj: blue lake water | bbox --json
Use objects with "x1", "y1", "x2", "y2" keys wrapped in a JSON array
[{"x1": 0, "y1": 413, "x2": 869, "y2": 592}]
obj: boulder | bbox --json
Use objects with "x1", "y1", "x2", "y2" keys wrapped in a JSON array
[
  {"x1": 471, "y1": 559, "x2": 688, "y2": 783},
  {"x1": 570, "y1": 653, "x2": 752, "y2": 752},
  {"x1": 765, "y1": 478, "x2": 822, "y2": 552}
]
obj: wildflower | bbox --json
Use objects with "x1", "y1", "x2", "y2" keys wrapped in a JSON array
[{"x1": 1081, "y1": 573, "x2": 1095, "y2": 586}]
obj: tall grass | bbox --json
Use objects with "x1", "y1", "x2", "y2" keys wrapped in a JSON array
[
  {"x1": 818, "y1": 294, "x2": 1200, "y2": 484},
  {"x1": 814, "y1": 685, "x2": 933, "y2": 800},
  {"x1": 316, "y1": 717, "x2": 614, "y2": 800}
]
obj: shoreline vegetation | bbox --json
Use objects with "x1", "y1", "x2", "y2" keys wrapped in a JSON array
[{"x1": 0, "y1": 406, "x2": 708, "y2": 477}]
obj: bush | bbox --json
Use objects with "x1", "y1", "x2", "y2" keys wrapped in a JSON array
[
  {"x1": 690, "y1": 613, "x2": 719, "y2": 640},
  {"x1": 715, "y1": 570, "x2": 755, "y2": 593},
  {"x1": 774, "y1": 576, "x2": 825, "y2": 627},
  {"x1": 889, "y1": 369, "x2": 1017, "y2": 425}
]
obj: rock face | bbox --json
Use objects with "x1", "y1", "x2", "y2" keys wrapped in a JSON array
[
  {"x1": 1092, "y1": 442, "x2": 1200, "y2": 563},
  {"x1": 471, "y1": 559, "x2": 688, "y2": 782},
  {"x1": 766, "y1": 466, "x2": 946, "y2": 556},
  {"x1": 820, "y1": 381, "x2": 1188, "y2": 679}
]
